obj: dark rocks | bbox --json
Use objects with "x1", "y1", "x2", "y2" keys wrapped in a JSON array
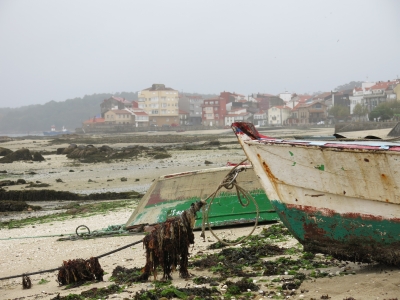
[
  {"x1": 205, "y1": 160, "x2": 213, "y2": 165},
  {"x1": 0, "y1": 200, "x2": 28, "y2": 212},
  {"x1": 121, "y1": 177, "x2": 128, "y2": 181},
  {"x1": 208, "y1": 140, "x2": 221, "y2": 146},
  {"x1": 0, "y1": 178, "x2": 28, "y2": 186},
  {"x1": 0, "y1": 149, "x2": 45, "y2": 163},
  {"x1": 61, "y1": 144, "x2": 77, "y2": 155},
  {"x1": 32, "y1": 152, "x2": 45, "y2": 162},
  {"x1": 0, "y1": 180, "x2": 15, "y2": 187},
  {"x1": 56, "y1": 178, "x2": 64, "y2": 183},
  {"x1": 0, "y1": 149, "x2": 32, "y2": 163},
  {"x1": 55, "y1": 142, "x2": 172, "y2": 163},
  {"x1": 67, "y1": 145, "x2": 99, "y2": 159},
  {"x1": 153, "y1": 153, "x2": 172, "y2": 159},
  {"x1": 28, "y1": 182, "x2": 51, "y2": 187},
  {"x1": 99, "y1": 145, "x2": 113, "y2": 152},
  {"x1": 0, "y1": 147, "x2": 13, "y2": 156},
  {"x1": 0, "y1": 200, "x2": 42, "y2": 212}
]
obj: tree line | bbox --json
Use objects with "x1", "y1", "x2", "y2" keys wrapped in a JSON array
[
  {"x1": 328, "y1": 100, "x2": 400, "y2": 122},
  {"x1": 0, "y1": 92, "x2": 138, "y2": 134},
  {"x1": 0, "y1": 91, "x2": 216, "y2": 134}
]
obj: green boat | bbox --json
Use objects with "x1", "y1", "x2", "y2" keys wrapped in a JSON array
[{"x1": 125, "y1": 165, "x2": 278, "y2": 229}]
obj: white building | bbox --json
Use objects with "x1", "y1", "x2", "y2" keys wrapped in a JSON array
[
  {"x1": 279, "y1": 92, "x2": 292, "y2": 103},
  {"x1": 253, "y1": 110, "x2": 268, "y2": 126},
  {"x1": 349, "y1": 82, "x2": 375, "y2": 114},
  {"x1": 268, "y1": 106, "x2": 292, "y2": 125},
  {"x1": 225, "y1": 112, "x2": 252, "y2": 126}
]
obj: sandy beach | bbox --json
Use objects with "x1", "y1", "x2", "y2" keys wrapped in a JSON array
[{"x1": 1, "y1": 127, "x2": 399, "y2": 300}]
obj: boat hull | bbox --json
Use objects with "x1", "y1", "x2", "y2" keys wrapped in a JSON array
[
  {"x1": 273, "y1": 199, "x2": 400, "y2": 263},
  {"x1": 125, "y1": 166, "x2": 278, "y2": 229},
  {"x1": 232, "y1": 122, "x2": 400, "y2": 264}
]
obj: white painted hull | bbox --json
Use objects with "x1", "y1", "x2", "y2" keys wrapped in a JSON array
[{"x1": 232, "y1": 122, "x2": 400, "y2": 264}]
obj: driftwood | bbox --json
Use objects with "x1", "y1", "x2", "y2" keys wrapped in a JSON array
[{"x1": 140, "y1": 200, "x2": 205, "y2": 281}]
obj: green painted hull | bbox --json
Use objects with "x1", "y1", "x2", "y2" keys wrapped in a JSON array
[
  {"x1": 272, "y1": 200, "x2": 400, "y2": 264},
  {"x1": 144, "y1": 189, "x2": 274, "y2": 229},
  {"x1": 125, "y1": 166, "x2": 278, "y2": 229}
]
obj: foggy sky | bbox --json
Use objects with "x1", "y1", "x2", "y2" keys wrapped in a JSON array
[{"x1": 0, "y1": 0, "x2": 399, "y2": 108}]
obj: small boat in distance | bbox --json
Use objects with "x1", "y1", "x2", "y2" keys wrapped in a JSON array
[
  {"x1": 43, "y1": 125, "x2": 71, "y2": 136},
  {"x1": 232, "y1": 122, "x2": 400, "y2": 265}
]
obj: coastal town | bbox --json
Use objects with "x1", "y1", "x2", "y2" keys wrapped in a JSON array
[{"x1": 82, "y1": 80, "x2": 400, "y2": 132}]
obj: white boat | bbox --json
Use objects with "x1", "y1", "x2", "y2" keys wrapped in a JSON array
[
  {"x1": 232, "y1": 122, "x2": 400, "y2": 265},
  {"x1": 43, "y1": 125, "x2": 71, "y2": 136}
]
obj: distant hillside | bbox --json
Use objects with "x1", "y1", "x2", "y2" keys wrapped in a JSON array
[
  {"x1": 0, "y1": 91, "x2": 218, "y2": 134},
  {"x1": 0, "y1": 92, "x2": 138, "y2": 134}
]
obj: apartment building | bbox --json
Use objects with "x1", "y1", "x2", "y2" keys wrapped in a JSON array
[
  {"x1": 137, "y1": 84, "x2": 179, "y2": 127},
  {"x1": 179, "y1": 94, "x2": 204, "y2": 125},
  {"x1": 202, "y1": 97, "x2": 226, "y2": 126}
]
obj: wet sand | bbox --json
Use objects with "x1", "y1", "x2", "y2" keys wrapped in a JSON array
[{"x1": 1, "y1": 127, "x2": 399, "y2": 299}]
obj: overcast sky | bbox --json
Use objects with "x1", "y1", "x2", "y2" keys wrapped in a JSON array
[{"x1": 0, "y1": 0, "x2": 399, "y2": 108}]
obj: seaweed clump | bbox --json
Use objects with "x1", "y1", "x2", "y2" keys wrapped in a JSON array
[
  {"x1": 111, "y1": 266, "x2": 145, "y2": 284},
  {"x1": 0, "y1": 200, "x2": 41, "y2": 212},
  {"x1": 57, "y1": 257, "x2": 104, "y2": 286},
  {"x1": 133, "y1": 286, "x2": 220, "y2": 300},
  {"x1": 192, "y1": 242, "x2": 285, "y2": 278},
  {"x1": 0, "y1": 189, "x2": 142, "y2": 202}
]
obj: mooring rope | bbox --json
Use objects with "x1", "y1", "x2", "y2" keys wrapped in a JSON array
[
  {"x1": 0, "y1": 239, "x2": 143, "y2": 281},
  {"x1": 201, "y1": 159, "x2": 259, "y2": 246},
  {"x1": 1, "y1": 224, "x2": 129, "y2": 241}
]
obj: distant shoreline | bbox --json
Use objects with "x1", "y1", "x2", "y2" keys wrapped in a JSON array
[{"x1": 0, "y1": 133, "x2": 44, "y2": 137}]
